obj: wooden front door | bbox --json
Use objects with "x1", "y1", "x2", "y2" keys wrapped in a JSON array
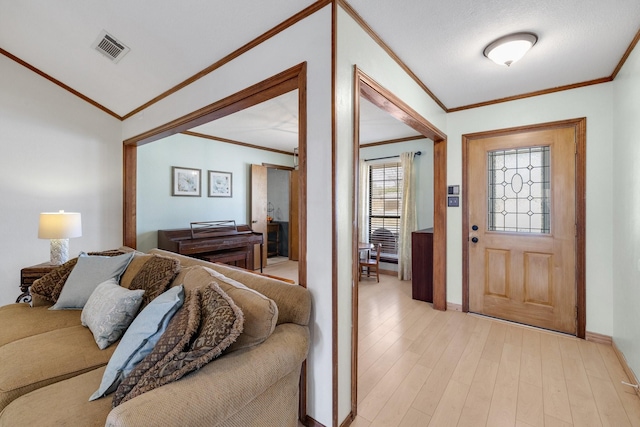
[
  {"x1": 467, "y1": 126, "x2": 577, "y2": 334},
  {"x1": 251, "y1": 164, "x2": 268, "y2": 270}
]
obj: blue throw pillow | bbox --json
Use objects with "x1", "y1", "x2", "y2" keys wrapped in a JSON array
[
  {"x1": 51, "y1": 252, "x2": 135, "y2": 310},
  {"x1": 89, "y1": 285, "x2": 185, "y2": 401}
]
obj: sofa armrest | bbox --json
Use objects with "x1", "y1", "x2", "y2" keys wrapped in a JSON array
[{"x1": 105, "y1": 323, "x2": 309, "y2": 427}]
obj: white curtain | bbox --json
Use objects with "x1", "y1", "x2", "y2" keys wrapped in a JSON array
[
  {"x1": 398, "y1": 152, "x2": 417, "y2": 280},
  {"x1": 358, "y1": 159, "x2": 369, "y2": 244}
]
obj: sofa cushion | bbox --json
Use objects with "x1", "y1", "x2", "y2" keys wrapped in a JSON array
[
  {"x1": 113, "y1": 282, "x2": 243, "y2": 406},
  {"x1": 0, "y1": 325, "x2": 116, "y2": 412},
  {"x1": 148, "y1": 248, "x2": 310, "y2": 327},
  {"x1": 51, "y1": 252, "x2": 135, "y2": 310},
  {"x1": 89, "y1": 285, "x2": 184, "y2": 401},
  {"x1": 171, "y1": 265, "x2": 278, "y2": 352},
  {"x1": 81, "y1": 279, "x2": 145, "y2": 350},
  {"x1": 127, "y1": 254, "x2": 180, "y2": 309},
  {"x1": 0, "y1": 366, "x2": 113, "y2": 427},
  {"x1": 207, "y1": 261, "x2": 311, "y2": 327},
  {"x1": 0, "y1": 304, "x2": 81, "y2": 347}
]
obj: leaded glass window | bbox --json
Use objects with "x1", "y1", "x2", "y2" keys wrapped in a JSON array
[{"x1": 488, "y1": 146, "x2": 550, "y2": 233}]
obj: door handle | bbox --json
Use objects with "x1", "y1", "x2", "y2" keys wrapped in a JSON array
[
  {"x1": 471, "y1": 237, "x2": 479, "y2": 243},
  {"x1": 252, "y1": 220, "x2": 258, "y2": 223}
]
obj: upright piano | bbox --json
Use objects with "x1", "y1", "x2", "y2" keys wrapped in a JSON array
[{"x1": 158, "y1": 220, "x2": 264, "y2": 271}]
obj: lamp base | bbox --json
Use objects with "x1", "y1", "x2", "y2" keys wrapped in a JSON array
[{"x1": 50, "y1": 238, "x2": 70, "y2": 265}]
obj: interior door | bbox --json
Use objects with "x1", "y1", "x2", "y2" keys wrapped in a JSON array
[
  {"x1": 289, "y1": 169, "x2": 299, "y2": 261},
  {"x1": 468, "y1": 127, "x2": 577, "y2": 334},
  {"x1": 251, "y1": 164, "x2": 268, "y2": 270}
]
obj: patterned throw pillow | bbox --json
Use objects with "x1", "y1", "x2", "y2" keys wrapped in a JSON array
[
  {"x1": 113, "y1": 282, "x2": 244, "y2": 407},
  {"x1": 127, "y1": 255, "x2": 180, "y2": 309},
  {"x1": 31, "y1": 259, "x2": 78, "y2": 303},
  {"x1": 30, "y1": 250, "x2": 127, "y2": 303},
  {"x1": 81, "y1": 279, "x2": 145, "y2": 350}
]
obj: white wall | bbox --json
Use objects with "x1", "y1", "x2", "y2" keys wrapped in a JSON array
[
  {"x1": 447, "y1": 83, "x2": 615, "y2": 336},
  {"x1": 123, "y1": 7, "x2": 334, "y2": 424},
  {"x1": 337, "y1": 6, "x2": 447, "y2": 423},
  {"x1": 360, "y1": 138, "x2": 434, "y2": 272},
  {"x1": 0, "y1": 54, "x2": 123, "y2": 307},
  {"x1": 612, "y1": 41, "x2": 640, "y2": 378},
  {"x1": 137, "y1": 133, "x2": 292, "y2": 252}
]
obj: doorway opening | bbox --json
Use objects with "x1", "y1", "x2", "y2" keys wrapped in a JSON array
[
  {"x1": 251, "y1": 163, "x2": 300, "y2": 285},
  {"x1": 351, "y1": 68, "x2": 447, "y2": 416},
  {"x1": 121, "y1": 62, "x2": 308, "y2": 421},
  {"x1": 123, "y1": 62, "x2": 306, "y2": 284}
]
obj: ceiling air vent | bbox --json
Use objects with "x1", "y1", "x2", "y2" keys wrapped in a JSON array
[{"x1": 91, "y1": 30, "x2": 130, "y2": 64}]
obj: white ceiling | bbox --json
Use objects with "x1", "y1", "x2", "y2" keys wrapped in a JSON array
[
  {"x1": 1, "y1": 0, "x2": 638, "y2": 150},
  {"x1": 0, "y1": 0, "x2": 317, "y2": 116},
  {"x1": 190, "y1": 90, "x2": 300, "y2": 153},
  {"x1": 192, "y1": 91, "x2": 421, "y2": 153},
  {"x1": 348, "y1": 0, "x2": 640, "y2": 109},
  {"x1": 359, "y1": 97, "x2": 421, "y2": 144}
]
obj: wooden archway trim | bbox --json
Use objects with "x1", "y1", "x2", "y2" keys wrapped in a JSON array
[
  {"x1": 358, "y1": 72, "x2": 446, "y2": 143},
  {"x1": 123, "y1": 62, "x2": 307, "y2": 252},
  {"x1": 351, "y1": 67, "x2": 448, "y2": 417}
]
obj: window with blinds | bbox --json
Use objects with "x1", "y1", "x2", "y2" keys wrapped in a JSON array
[{"x1": 368, "y1": 161, "x2": 403, "y2": 260}]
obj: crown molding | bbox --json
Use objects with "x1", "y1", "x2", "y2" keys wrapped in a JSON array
[{"x1": 0, "y1": 47, "x2": 122, "y2": 120}]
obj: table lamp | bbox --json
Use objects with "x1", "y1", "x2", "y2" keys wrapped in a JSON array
[{"x1": 38, "y1": 211, "x2": 82, "y2": 264}]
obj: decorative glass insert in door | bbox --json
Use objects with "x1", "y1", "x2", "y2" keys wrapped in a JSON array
[{"x1": 487, "y1": 146, "x2": 550, "y2": 233}]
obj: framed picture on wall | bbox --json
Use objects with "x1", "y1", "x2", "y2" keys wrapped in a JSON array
[
  {"x1": 208, "y1": 170, "x2": 232, "y2": 197},
  {"x1": 172, "y1": 166, "x2": 201, "y2": 197}
]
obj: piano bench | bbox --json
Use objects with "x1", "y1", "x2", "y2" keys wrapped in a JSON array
[{"x1": 202, "y1": 250, "x2": 250, "y2": 268}]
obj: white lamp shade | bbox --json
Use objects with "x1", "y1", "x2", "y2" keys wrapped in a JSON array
[
  {"x1": 38, "y1": 211, "x2": 82, "y2": 239},
  {"x1": 484, "y1": 33, "x2": 537, "y2": 66}
]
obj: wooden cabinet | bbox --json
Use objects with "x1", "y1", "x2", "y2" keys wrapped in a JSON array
[
  {"x1": 411, "y1": 228, "x2": 433, "y2": 303},
  {"x1": 267, "y1": 222, "x2": 280, "y2": 257}
]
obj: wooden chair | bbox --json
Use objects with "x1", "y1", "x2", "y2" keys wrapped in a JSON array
[{"x1": 359, "y1": 243, "x2": 382, "y2": 282}]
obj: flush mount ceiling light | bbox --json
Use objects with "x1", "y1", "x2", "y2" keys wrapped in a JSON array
[{"x1": 483, "y1": 32, "x2": 538, "y2": 67}]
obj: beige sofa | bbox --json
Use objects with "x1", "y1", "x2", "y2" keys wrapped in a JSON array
[{"x1": 0, "y1": 248, "x2": 310, "y2": 426}]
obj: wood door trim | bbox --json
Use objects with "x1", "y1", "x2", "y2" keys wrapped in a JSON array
[
  {"x1": 351, "y1": 67, "x2": 448, "y2": 417},
  {"x1": 359, "y1": 135, "x2": 425, "y2": 149},
  {"x1": 123, "y1": 145, "x2": 137, "y2": 248},
  {"x1": 462, "y1": 118, "x2": 586, "y2": 338},
  {"x1": 123, "y1": 63, "x2": 304, "y2": 147},
  {"x1": 358, "y1": 71, "x2": 446, "y2": 143}
]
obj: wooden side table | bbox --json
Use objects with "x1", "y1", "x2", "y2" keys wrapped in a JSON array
[{"x1": 18, "y1": 262, "x2": 57, "y2": 303}]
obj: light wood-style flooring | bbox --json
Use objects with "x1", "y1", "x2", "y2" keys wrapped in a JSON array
[
  {"x1": 353, "y1": 274, "x2": 640, "y2": 427},
  {"x1": 266, "y1": 262, "x2": 640, "y2": 426}
]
